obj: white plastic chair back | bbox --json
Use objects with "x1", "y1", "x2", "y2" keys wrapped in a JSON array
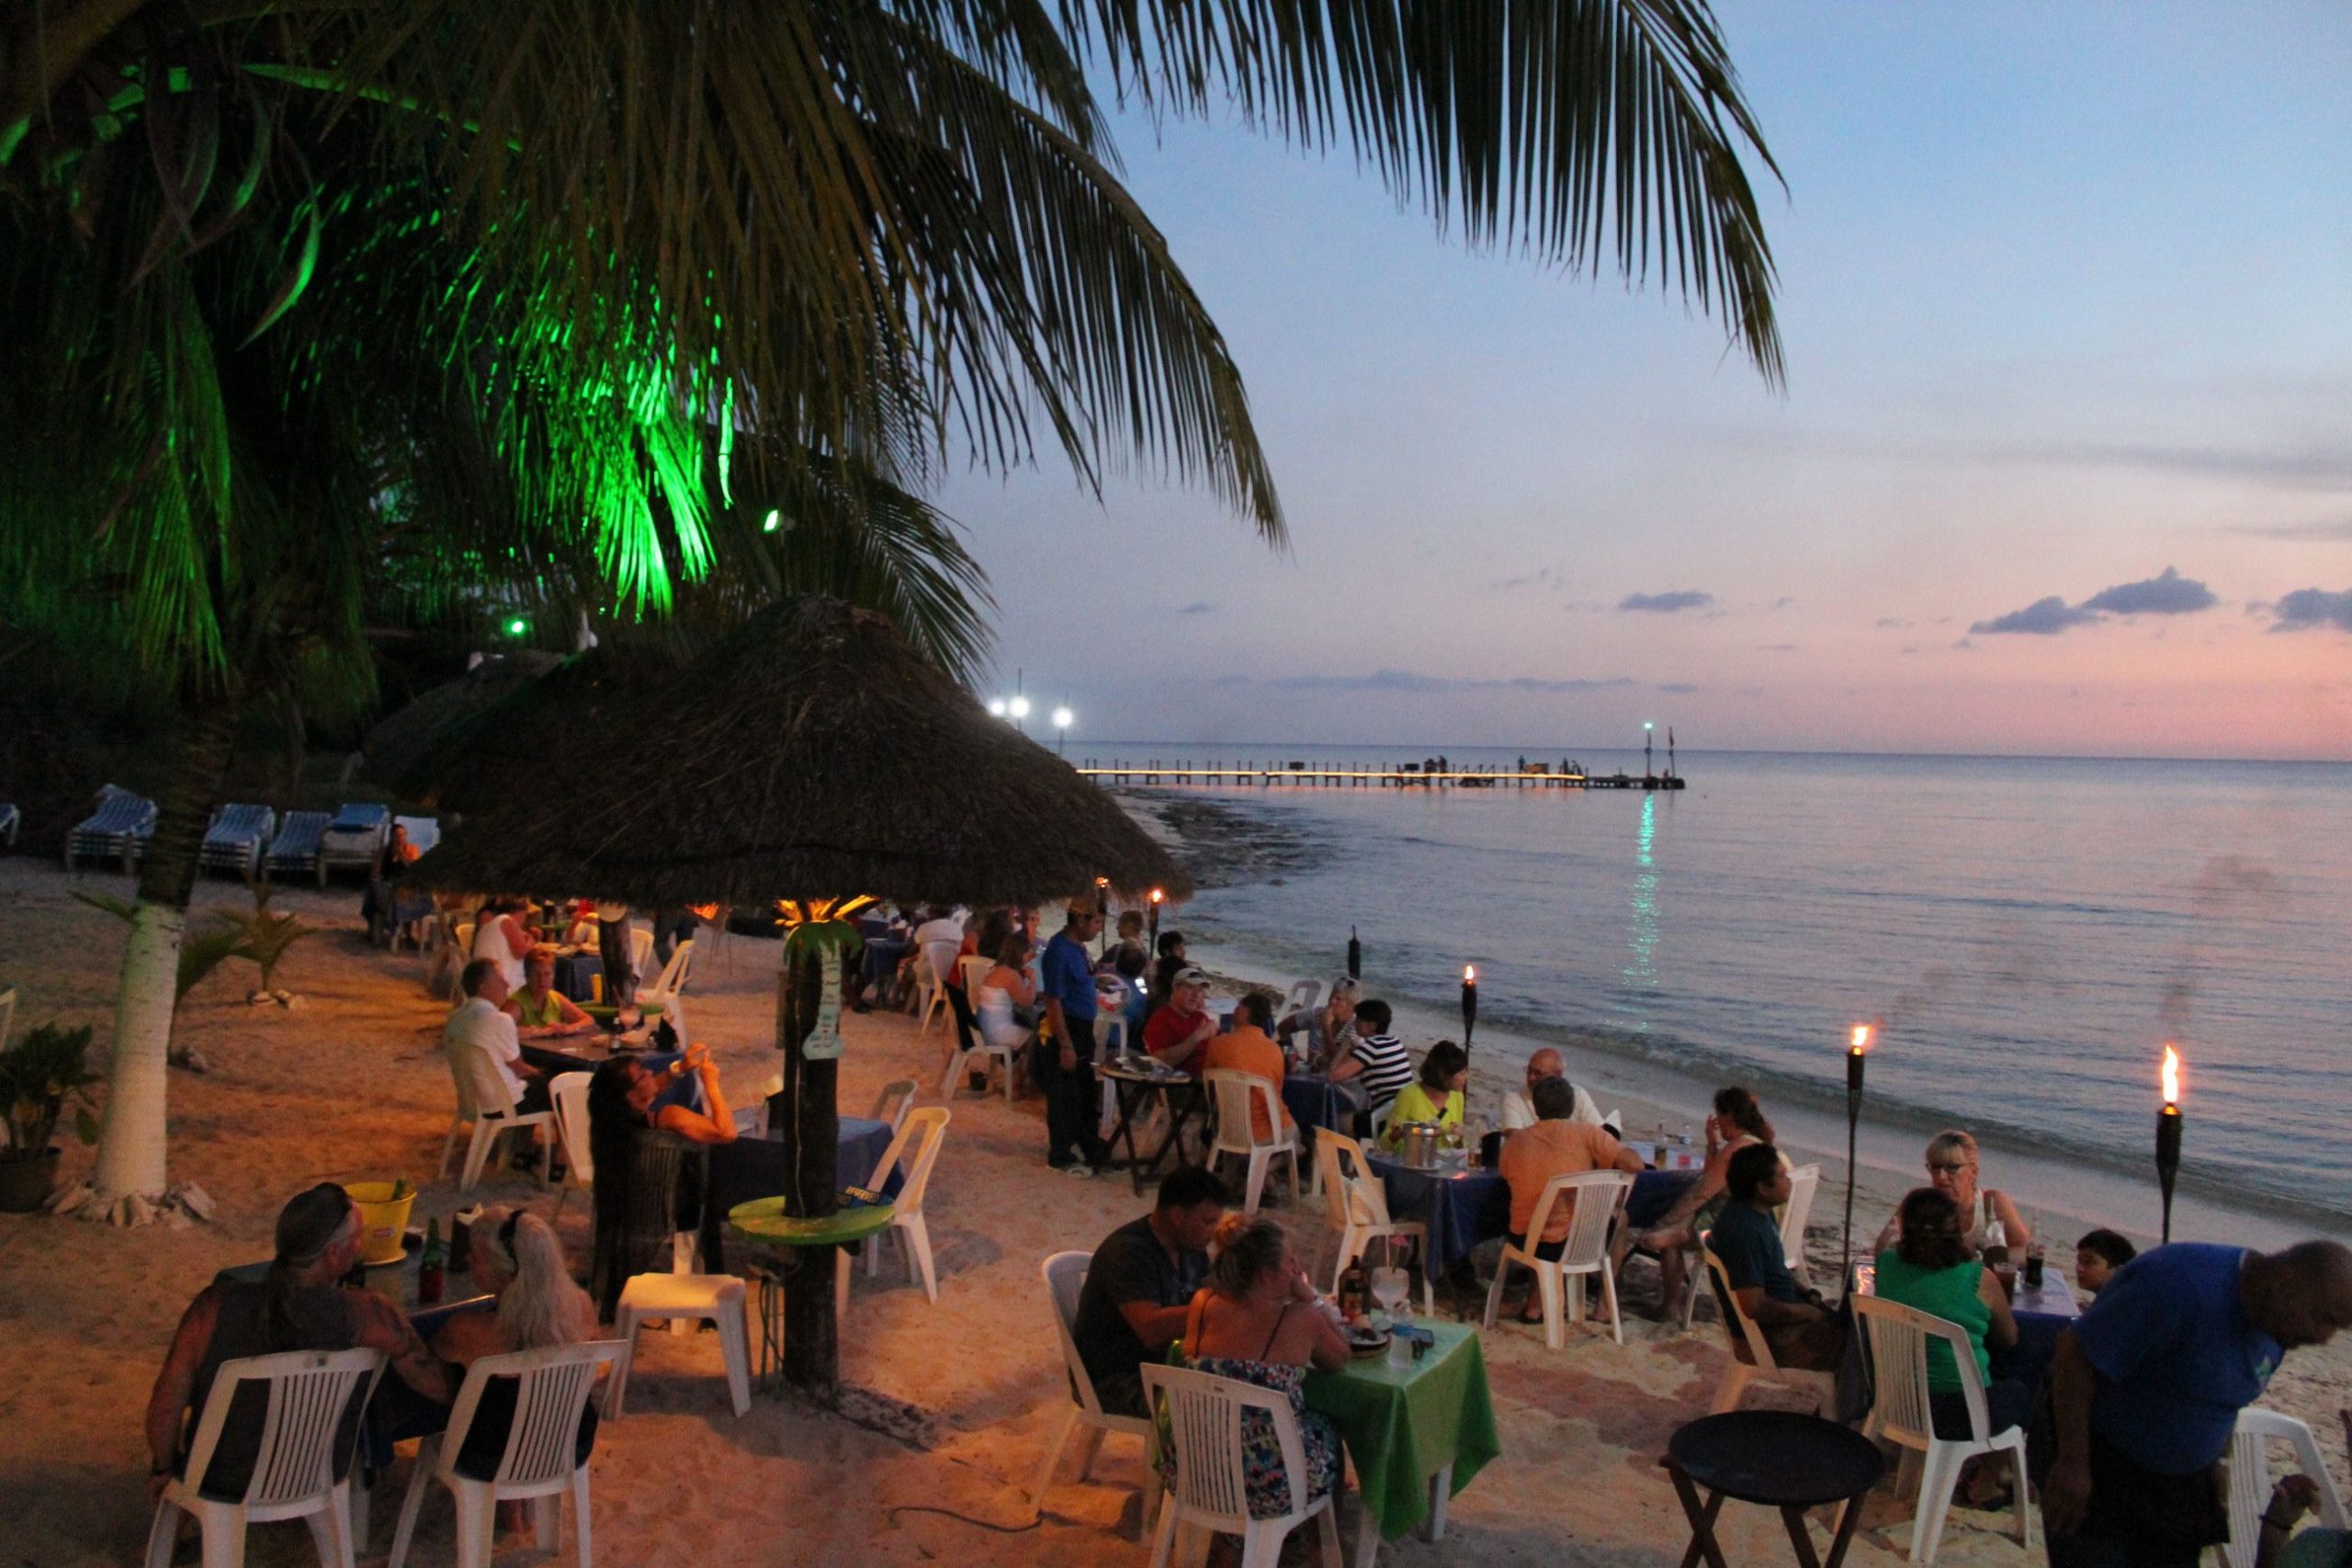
[
  {"x1": 646, "y1": 937, "x2": 695, "y2": 998},
  {"x1": 629, "y1": 926, "x2": 653, "y2": 973},
  {"x1": 549, "y1": 1072, "x2": 595, "y2": 1184},
  {"x1": 2223, "y1": 1409, "x2": 2350, "y2": 1568},
  {"x1": 447, "y1": 1038, "x2": 522, "y2": 1122},
  {"x1": 1850, "y1": 1295, "x2": 1985, "y2": 1446},
  {"x1": 1144, "y1": 1362, "x2": 1314, "y2": 1524},
  {"x1": 1367, "y1": 1098, "x2": 1395, "y2": 1144},
  {"x1": 957, "y1": 954, "x2": 991, "y2": 998},
  {"x1": 1780, "y1": 1164, "x2": 1822, "y2": 1279},
  {"x1": 1284, "y1": 979, "x2": 1321, "y2": 1015},
  {"x1": 1523, "y1": 1169, "x2": 1633, "y2": 1269},
  {"x1": 453, "y1": 921, "x2": 477, "y2": 959},
  {"x1": 1313, "y1": 1128, "x2": 1392, "y2": 1230},
  {"x1": 1100, "y1": 1015, "x2": 1128, "y2": 1056},
  {"x1": 179, "y1": 1348, "x2": 385, "y2": 1508},
  {"x1": 873, "y1": 1106, "x2": 950, "y2": 1207},
  {"x1": 439, "y1": 1342, "x2": 621, "y2": 1492},
  {"x1": 868, "y1": 1078, "x2": 918, "y2": 1132},
  {"x1": 1043, "y1": 1251, "x2": 1112, "y2": 1418},
  {"x1": 1203, "y1": 1069, "x2": 1282, "y2": 1156}
]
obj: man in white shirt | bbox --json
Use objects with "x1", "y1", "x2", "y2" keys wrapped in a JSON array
[
  {"x1": 445, "y1": 959, "x2": 550, "y2": 1115},
  {"x1": 911, "y1": 907, "x2": 966, "y2": 998},
  {"x1": 1499, "y1": 1048, "x2": 1602, "y2": 1132}
]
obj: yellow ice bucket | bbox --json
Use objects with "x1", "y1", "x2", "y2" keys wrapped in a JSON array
[{"x1": 345, "y1": 1181, "x2": 417, "y2": 1267}]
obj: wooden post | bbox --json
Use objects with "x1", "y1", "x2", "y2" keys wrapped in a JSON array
[{"x1": 776, "y1": 941, "x2": 842, "y2": 1399}]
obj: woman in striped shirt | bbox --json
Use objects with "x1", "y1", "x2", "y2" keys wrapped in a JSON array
[{"x1": 1327, "y1": 998, "x2": 1414, "y2": 1112}]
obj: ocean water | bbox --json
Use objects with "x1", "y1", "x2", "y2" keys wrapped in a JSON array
[{"x1": 1093, "y1": 746, "x2": 2352, "y2": 1230}]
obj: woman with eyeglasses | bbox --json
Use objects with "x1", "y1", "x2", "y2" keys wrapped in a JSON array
[{"x1": 1873, "y1": 1129, "x2": 2031, "y2": 1256}]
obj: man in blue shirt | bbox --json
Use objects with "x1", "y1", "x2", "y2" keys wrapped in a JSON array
[
  {"x1": 1035, "y1": 900, "x2": 1110, "y2": 1173},
  {"x1": 1709, "y1": 1143, "x2": 1845, "y2": 1371},
  {"x1": 2044, "y1": 1240, "x2": 2352, "y2": 1567}
]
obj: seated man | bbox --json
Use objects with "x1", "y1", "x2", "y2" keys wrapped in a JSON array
[
  {"x1": 146, "y1": 1185, "x2": 453, "y2": 1502},
  {"x1": 447, "y1": 958, "x2": 550, "y2": 1116},
  {"x1": 1498, "y1": 1076, "x2": 1645, "y2": 1319},
  {"x1": 1202, "y1": 992, "x2": 1294, "y2": 1145},
  {"x1": 1711, "y1": 1143, "x2": 1846, "y2": 1371},
  {"x1": 1498, "y1": 1047, "x2": 1602, "y2": 1131},
  {"x1": 1142, "y1": 966, "x2": 1217, "y2": 1072},
  {"x1": 1069, "y1": 1167, "x2": 1229, "y2": 1416},
  {"x1": 505, "y1": 947, "x2": 594, "y2": 1040},
  {"x1": 1325, "y1": 998, "x2": 1412, "y2": 1117}
]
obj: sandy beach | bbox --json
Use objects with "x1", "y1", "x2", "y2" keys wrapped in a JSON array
[{"x1": 2, "y1": 855, "x2": 2346, "y2": 1567}]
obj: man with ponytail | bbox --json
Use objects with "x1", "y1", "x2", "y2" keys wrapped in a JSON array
[{"x1": 144, "y1": 1184, "x2": 451, "y2": 1501}]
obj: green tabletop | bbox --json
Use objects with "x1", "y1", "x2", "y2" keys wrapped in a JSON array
[
  {"x1": 580, "y1": 1000, "x2": 666, "y2": 1023},
  {"x1": 1304, "y1": 1321, "x2": 1500, "y2": 1541},
  {"x1": 727, "y1": 1196, "x2": 894, "y2": 1247}
]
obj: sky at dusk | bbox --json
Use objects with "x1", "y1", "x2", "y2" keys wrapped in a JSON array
[{"x1": 934, "y1": 1, "x2": 2352, "y2": 760}]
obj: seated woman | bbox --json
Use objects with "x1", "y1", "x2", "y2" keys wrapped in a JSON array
[
  {"x1": 1873, "y1": 1187, "x2": 2032, "y2": 1489},
  {"x1": 430, "y1": 1207, "x2": 603, "y2": 1505},
  {"x1": 505, "y1": 948, "x2": 594, "y2": 1039},
  {"x1": 1872, "y1": 1130, "x2": 2030, "y2": 1256},
  {"x1": 976, "y1": 931, "x2": 1039, "y2": 1052},
  {"x1": 1634, "y1": 1085, "x2": 1779, "y2": 1313},
  {"x1": 1381, "y1": 1041, "x2": 1469, "y2": 1151},
  {"x1": 586, "y1": 1045, "x2": 736, "y2": 1316},
  {"x1": 1170, "y1": 1215, "x2": 1349, "y2": 1521}
]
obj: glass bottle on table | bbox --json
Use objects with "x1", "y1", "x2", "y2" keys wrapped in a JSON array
[{"x1": 417, "y1": 1218, "x2": 445, "y2": 1306}]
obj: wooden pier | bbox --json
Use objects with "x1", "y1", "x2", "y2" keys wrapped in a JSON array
[{"x1": 1074, "y1": 759, "x2": 1686, "y2": 791}]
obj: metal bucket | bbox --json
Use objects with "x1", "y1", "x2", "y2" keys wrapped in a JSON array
[{"x1": 1396, "y1": 1122, "x2": 1442, "y2": 1170}]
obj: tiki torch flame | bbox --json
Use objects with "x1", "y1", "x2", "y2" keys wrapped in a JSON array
[
  {"x1": 2162, "y1": 1043, "x2": 2180, "y2": 1108},
  {"x1": 1850, "y1": 1023, "x2": 1873, "y2": 1054},
  {"x1": 1464, "y1": 964, "x2": 1476, "y2": 984}
]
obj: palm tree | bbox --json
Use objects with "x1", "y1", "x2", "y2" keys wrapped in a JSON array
[{"x1": 2, "y1": 1, "x2": 1783, "y2": 1206}]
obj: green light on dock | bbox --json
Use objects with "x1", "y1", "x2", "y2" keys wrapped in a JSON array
[
  {"x1": 762, "y1": 509, "x2": 783, "y2": 533},
  {"x1": 505, "y1": 616, "x2": 528, "y2": 637}
]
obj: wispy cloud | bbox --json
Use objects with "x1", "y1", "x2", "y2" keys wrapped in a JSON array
[
  {"x1": 1618, "y1": 590, "x2": 1714, "y2": 614},
  {"x1": 2224, "y1": 519, "x2": 2352, "y2": 542},
  {"x1": 2269, "y1": 587, "x2": 2352, "y2": 633},
  {"x1": 1215, "y1": 669, "x2": 1645, "y2": 694},
  {"x1": 1760, "y1": 643, "x2": 1800, "y2": 652},
  {"x1": 1490, "y1": 568, "x2": 1563, "y2": 592},
  {"x1": 1176, "y1": 600, "x2": 1218, "y2": 615},
  {"x1": 1875, "y1": 617, "x2": 1913, "y2": 629},
  {"x1": 1971, "y1": 567, "x2": 2218, "y2": 635},
  {"x1": 2007, "y1": 439, "x2": 2352, "y2": 492},
  {"x1": 1657, "y1": 682, "x2": 1703, "y2": 694}
]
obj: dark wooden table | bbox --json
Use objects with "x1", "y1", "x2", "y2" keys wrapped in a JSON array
[
  {"x1": 1099, "y1": 1059, "x2": 1206, "y2": 1193},
  {"x1": 1664, "y1": 1410, "x2": 1883, "y2": 1568}
]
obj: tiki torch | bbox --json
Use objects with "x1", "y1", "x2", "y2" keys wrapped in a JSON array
[
  {"x1": 1148, "y1": 886, "x2": 1164, "y2": 952},
  {"x1": 2157, "y1": 1043, "x2": 2183, "y2": 1245},
  {"x1": 1461, "y1": 965, "x2": 1478, "y2": 1052},
  {"x1": 1842, "y1": 1023, "x2": 1873, "y2": 1286}
]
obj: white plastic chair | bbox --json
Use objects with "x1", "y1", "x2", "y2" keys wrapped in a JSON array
[
  {"x1": 548, "y1": 1072, "x2": 595, "y2": 1217},
  {"x1": 638, "y1": 936, "x2": 695, "y2": 1039},
  {"x1": 1031, "y1": 1251, "x2": 1162, "y2": 1520},
  {"x1": 738, "y1": 1073, "x2": 786, "y2": 1138},
  {"x1": 914, "y1": 951, "x2": 951, "y2": 1035},
  {"x1": 1483, "y1": 1168, "x2": 1633, "y2": 1348},
  {"x1": 956, "y1": 953, "x2": 991, "y2": 1007},
  {"x1": 861, "y1": 1107, "x2": 951, "y2": 1303},
  {"x1": 438, "y1": 1042, "x2": 555, "y2": 1192},
  {"x1": 1202, "y1": 1068, "x2": 1299, "y2": 1215},
  {"x1": 1846, "y1": 1294, "x2": 2032, "y2": 1564},
  {"x1": 1702, "y1": 1237, "x2": 1835, "y2": 1414},
  {"x1": 1283, "y1": 979, "x2": 1322, "y2": 1016},
  {"x1": 868, "y1": 1077, "x2": 919, "y2": 1133},
  {"x1": 605, "y1": 1275, "x2": 751, "y2": 1418},
  {"x1": 2221, "y1": 1408, "x2": 2348, "y2": 1568},
  {"x1": 1141, "y1": 1362, "x2": 1341, "y2": 1568},
  {"x1": 1366, "y1": 1097, "x2": 1395, "y2": 1145},
  {"x1": 387, "y1": 1340, "x2": 621, "y2": 1568},
  {"x1": 142, "y1": 1348, "x2": 385, "y2": 1568},
  {"x1": 940, "y1": 998, "x2": 1023, "y2": 1103},
  {"x1": 1781, "y1": 1163, "x2": 1823, "y2": 1286},
  {"x1": 1312, "y1": 1128, "x2": 1431, "y2": 1314}
]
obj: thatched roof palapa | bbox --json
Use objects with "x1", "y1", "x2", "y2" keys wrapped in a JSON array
[{"x1": 407, "y1": 597, "x2": 1187, "y2": 908}]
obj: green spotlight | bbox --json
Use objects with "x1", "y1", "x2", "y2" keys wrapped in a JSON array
[
  {"x1": 762, "y1": 508, "x2": 783, "y2": 533},
  {"x1": 506, "y1": 616, "x2": 528, "y2": 637}
]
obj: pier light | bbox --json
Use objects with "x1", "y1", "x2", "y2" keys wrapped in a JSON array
[
  {"x1": 987, "y1": 697, "x2": 1008, "y2": 717},
  {"x1": 1009, "y1": 694, "x2": 1031, "y2": 719},
  {"x1": 1051, "y1": 705, "x2": 1073, "y2": 730}
]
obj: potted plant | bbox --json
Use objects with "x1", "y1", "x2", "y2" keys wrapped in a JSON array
[{"x1": 0, "y1": 1022, "x2": 101, "y2": 1211}]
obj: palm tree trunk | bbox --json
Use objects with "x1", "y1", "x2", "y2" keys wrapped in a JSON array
[
  {"x1": 88, "y1": 704, "x2": 236, "y2": 1200},
  {"x1": 775, "y1": 943, "x2": 842, "y2": 1399}
]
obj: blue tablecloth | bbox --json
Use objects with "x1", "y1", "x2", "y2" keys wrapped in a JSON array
[
  {"x1": 518, "y1": 1044, "x2": 697, "y2": 1111},
  {"x1": 1282, "y1": 1073, "x2": 1351, "y2": 1136},
  {"x1": 552, "y1": 953, "x2": 602, "y2": 1002},
  {"x1": 1627, "y1": 1168, "x2": 1702, "y2": 1229},
  {"x1": 1371, "y1": 1156, "x2": 1511, "y2": 1270},
  {"x1": 698, "y1": 1116, "x2": 904, "y2": 1273},
  {"x1": 862, "y1": 937, "x2": 910, "y2": 987}
]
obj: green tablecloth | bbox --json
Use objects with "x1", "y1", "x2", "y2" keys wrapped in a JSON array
[{"x1": 1304, "y1": 1321, "x2": 1500, "y2": 1540}]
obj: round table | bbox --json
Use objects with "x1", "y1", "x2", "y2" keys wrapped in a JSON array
[
  {"x1": 728, "y1": 1198, "x2": 897, "y2": 1393},
  {"x1": 1665, "y1": 1410, "x2": 1884, "y2": 1568}
]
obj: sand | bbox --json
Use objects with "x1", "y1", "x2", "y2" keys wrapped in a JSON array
[{"x1": 1, "y1": 855, "x2": 2346, "y2": 1567}]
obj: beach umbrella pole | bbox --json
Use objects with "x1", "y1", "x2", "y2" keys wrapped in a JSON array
[{"x1": 776, "y1": 942, "x2": 843, "y2": 1398}]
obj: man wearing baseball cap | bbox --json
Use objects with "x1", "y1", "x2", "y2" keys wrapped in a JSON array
[{"x1": 1143, "y1": 966, "x2": 1217, "y2": 1073}]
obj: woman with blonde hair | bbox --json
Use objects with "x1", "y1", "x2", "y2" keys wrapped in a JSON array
[
  {"x1": 1872, "y1": 1129, "x2": 2031, "y2": 1255},
  {"x1": 430, "y1": 1206, "x2": 604, "y2": 1493}
]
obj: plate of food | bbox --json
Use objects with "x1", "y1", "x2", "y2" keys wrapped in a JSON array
[{"x1": 1344, "y1": 1322, "x2": 1390, "y2": 1357}]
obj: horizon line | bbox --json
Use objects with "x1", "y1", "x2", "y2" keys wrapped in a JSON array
[{"x1": 1060, "y1": 739, "x2": 2352, "y2": 768}]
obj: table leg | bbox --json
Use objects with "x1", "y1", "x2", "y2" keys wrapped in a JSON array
[
  {"x1": 1779, "y1": 1505, "x2": 1822, "y2": 1568},
  {"x1": 1666, "y1": 1465, "x2": 1730, "y2": 1568},
  {"x1": 1135, "y1": 1084, "x2": 1202, "y2": 1186},
  {"x1": 1819, "y1": 1489, "x2": 1870, "y2": 1568},
  {"x1": 1425, "y1": 1462, "x2": 1453, "y2": 1540},
  {"x1": 1102, "y1": 1083, "x2": 1149, "y2": 1194}
]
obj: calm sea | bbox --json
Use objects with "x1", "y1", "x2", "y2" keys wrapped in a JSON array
[{"x1": 1093, "y1": 746, "x2": 2352, "y2": 1231}]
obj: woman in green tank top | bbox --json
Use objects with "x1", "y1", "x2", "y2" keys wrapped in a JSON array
[
  {"x1": 505, "y1": 948, "x2": 593, "y2": 1038},
  {"x1": 1874, "y1": 1187, "x2": 2036, "y2": 1444}
]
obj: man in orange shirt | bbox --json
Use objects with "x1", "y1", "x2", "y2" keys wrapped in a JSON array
[
  {"x1": 1202, "y1": 992, "x2": 1293, "y2": 1144},
  {"x1": 1499, "y1": 1076, "x2": 1645, "y2": 1316}
]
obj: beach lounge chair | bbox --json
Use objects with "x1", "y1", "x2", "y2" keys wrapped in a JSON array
[
  {"x1": 1846, "y1": 1294, "x2": 2034, "y2": 1565},
  {"x1": 64, "y1": 784, "x2": 156, "y2": 873},
  {"x1": 264, "y1": 809, "x2": 331, "y2": 882},
  {"x1": 1032, "y1": 1250, "x2": 1162, "y2": 1520},
  {"x1": 0, "y1": 802, "x2": 18, "y2": 849},
  {"x1": 316, "y1": 803, "x2": 390, "y2": 886},
  {"x1": 387, "y1": 1340, "x2": 622, "y2": 1568},
  {"x1": 141, "y1": 1347, "x2": 385, "y2": 1568},
  {"x1": 1483, "y1": 1168, "x2": 1633, "y2": 1348},
  {"x1": 198, "y1": 803, "x2": 276, "y2": 879},
  {"x1": 391, "y1": 814, "x2": 439, "y2": 854}
]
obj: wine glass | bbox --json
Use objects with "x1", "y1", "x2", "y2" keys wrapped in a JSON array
[{"x1": 1370, "y1": 1266, "x2": 1409, "y2": 1325}]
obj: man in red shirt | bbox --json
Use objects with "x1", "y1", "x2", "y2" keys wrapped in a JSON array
[{"x1": 1143, "y1": 967, "x2": 1216, "y2": 1071}]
